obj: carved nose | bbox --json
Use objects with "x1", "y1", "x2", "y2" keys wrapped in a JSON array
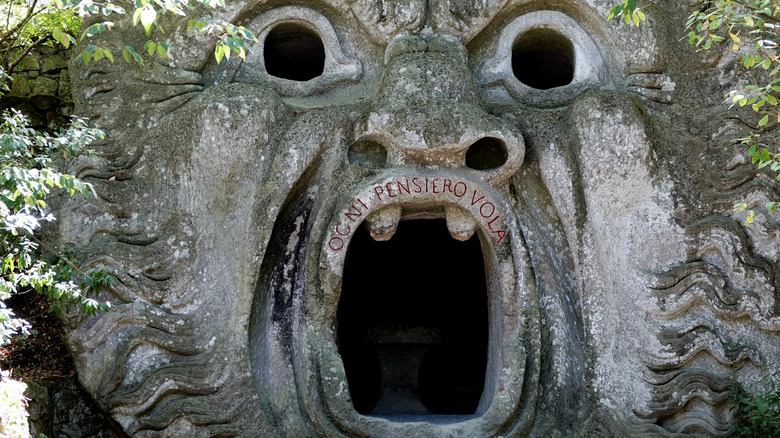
[{"x1": 348, "y1": 36, "x2": 525, "y2": 184}]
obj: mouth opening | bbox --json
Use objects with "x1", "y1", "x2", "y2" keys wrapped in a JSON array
[{"x1": 336, "y1": 218, "x2": 489, "y2": 419}]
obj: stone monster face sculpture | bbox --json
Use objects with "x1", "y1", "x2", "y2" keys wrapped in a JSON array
[{"x1": 56, "y1": 0, "x2": 780, "y2": 436}]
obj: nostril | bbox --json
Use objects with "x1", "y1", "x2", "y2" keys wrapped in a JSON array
[
  {"x1": 264, "y1": 23, "x2": 325, "y2": 81},
  {"x1": 348, "y1": 138, "x2": 388, "y2": 168},
  {"x1": 465, "y1": 138, "x2": 508, "y2": 170}
]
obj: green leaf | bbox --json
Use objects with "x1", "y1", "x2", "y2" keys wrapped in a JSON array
[
  {"x1": 215, "y1": 44, "x2": 225, "y2": 63},
  {"x1": 187, "y1": 19, "x2": 205, "y2": 31},
  {"x1": 759, "y1": 114, "x2": 769, "y2": 126},
  {"x1": 104, "y1": 48, "x2": 114, "y2": 63},
  {"x1": 132, "y1": 7, "x2": 143, "y2": 26},
  {"x1": 608, "y1": 6, "x2": 621, "y2": 21},
  {"x1": 122, "y1": 48, "x2": 131, "y2": 63},
  {"x1": 124, "y1": 46, "x2": 143, "y2": 65},
  {"x1": 140, "y1": 7, "x2": 157, "y2": 35},
  {"x1": 62, "y1": 34, "x2": 74, "y2": 49}
]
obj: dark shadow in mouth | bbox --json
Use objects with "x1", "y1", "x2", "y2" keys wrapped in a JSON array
[{"x1": 337, "y1": 219, "x2": 488, "y2": 418}]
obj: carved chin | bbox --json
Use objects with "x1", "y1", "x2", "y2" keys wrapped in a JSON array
[{"x1": 250, "y1": 168, "x2": 544, "y2": 436}]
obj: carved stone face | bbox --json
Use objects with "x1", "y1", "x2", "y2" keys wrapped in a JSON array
[{"x1": 58, "y1": 0, "x2": 780, "y2": 436}]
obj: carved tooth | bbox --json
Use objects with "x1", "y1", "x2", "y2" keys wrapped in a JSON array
[
  {"x1": 365, "y1": 205, "x2": 402, "y2": 241},
  {"x1": 445, "y1": 205, "x2": 477, "y2": 241}
]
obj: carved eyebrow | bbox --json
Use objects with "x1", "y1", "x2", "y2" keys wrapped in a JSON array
[
  {"x1": 84, "y1": 69, "x2": 109, "y2": 80},
  {"x1": 349, "y1": 0, "x2": 426, "y2": 43},
  {"x1": 428, "y1": 0, "x2": 509, "y2": 42},
  {"x1": 349, "y1": 0, "x2": 507, "y2": 43}
]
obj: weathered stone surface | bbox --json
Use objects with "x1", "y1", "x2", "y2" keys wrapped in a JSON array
[
  {"x1": 8, "y1": 75, "x2": 33, "y2": 97},
  {"x1": 26, "y1": 377, "x2": 126, "y2": 438},
  {"x1": 58, "y1": 70, "x2": 72, "y2": 102},
  {"x1": 32, "y1": 76, "x2": 58, "y2": 96},
  {"x1": 41, "y1": 53, "x2": 69, "y2": 74},
  {"x1": 30, "y1": 94, "x2": 61, "y2": 110},
  {"x1": 52, "y1": 0, "x2": 780, "y2": 436},
  {"x1": 14, "y1": 53, "x2": 40, "y2": 72}
]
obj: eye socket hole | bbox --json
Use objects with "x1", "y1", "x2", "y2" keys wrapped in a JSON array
[
  {"x1": 512, "y1": 29, "x2": 574, "y2": 90},
  {"x1": 348, "y1": 138, "x2": 387, "y2": 168},
  {"x1": 264, "y1": 23, "x2": 326, "y2": 81},
  {"x1": 465, "y1": 138, "x2": 507, "y2": 170}
]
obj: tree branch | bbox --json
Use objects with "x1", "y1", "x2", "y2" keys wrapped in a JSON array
[
  {"x1": 730, "y1": 0, "x2": 780, "y2": 25},
  {"x1": 7, "y1": 34, "x2": 48, "y2": 73},
  {"x1": 5, "y1": 2, "x2": 13, "y2": 33},
  {"x1": 6, "y1": 34, "x2": 49, "y2": 75},
  {"x1": 0, "y1": 0, "x2": 40, "y2": 46}
]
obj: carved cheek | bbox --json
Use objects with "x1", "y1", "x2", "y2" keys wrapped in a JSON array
[{"x1": 568, "y1": 92, "x2": 688, "y2": 412}]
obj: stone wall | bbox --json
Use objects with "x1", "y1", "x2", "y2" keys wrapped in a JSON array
[{"x1": 2, "y1": 46, "x2": 74, "y2": 130}]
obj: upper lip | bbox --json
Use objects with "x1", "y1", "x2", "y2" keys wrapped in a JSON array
[{"x1": 323, "y1": 171, "x2": 511, "y2": 254}]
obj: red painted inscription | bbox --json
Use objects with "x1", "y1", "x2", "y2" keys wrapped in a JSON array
[{"x1": 328, "y1": 177, "x2": 507, "y2": 251}]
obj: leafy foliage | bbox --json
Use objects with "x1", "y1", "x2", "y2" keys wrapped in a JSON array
[
  {"x1": 65, "y1": 0, "x2": 258, "y2": 65},
  {"x1": 607, "y1": 0, "x2": 647, "y2": 26},
  {"x1": 686, "y1": 1, "x2": 780, "y2": 126},
  {"x1": 18, "y1": 1, "x2": 82, "y2": 46},
  {"x1": 729, "y1": 365, "x2": 780, "y2": 437},
  {"x1": 0, "y1": 0, "x2": 81, "y2": 75},
  {"x1": 683, "y1": 1, "x2": 780, "y2": 222},
  {"x1": 0, "y1": 109, "x2": 114, "y2": 346},
  {"x1": 1, "y1": 0, "x2": 257, "y2": 83}
]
